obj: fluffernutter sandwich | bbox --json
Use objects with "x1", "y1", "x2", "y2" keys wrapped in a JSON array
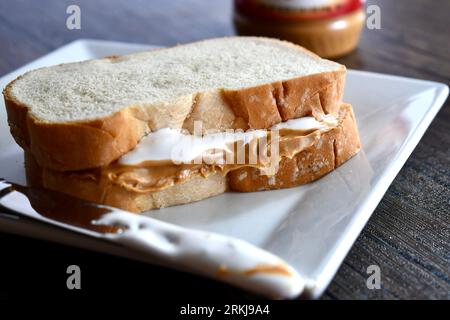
[{"x1": 3, "y1": 37, "x2": 360, "y2": 212}]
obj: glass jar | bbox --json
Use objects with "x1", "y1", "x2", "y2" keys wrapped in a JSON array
[{"x1": 233, "y1": 0, "x2": 366, "y2": 58}]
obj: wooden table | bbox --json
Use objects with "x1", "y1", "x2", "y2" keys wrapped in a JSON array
[{"x1": 0, "y1": 0, "x2": 448, "y2": 300}]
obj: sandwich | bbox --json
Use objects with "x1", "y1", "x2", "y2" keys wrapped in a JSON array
[{"x1": 3, "y1": 37, "x2": 361, "y2": 213}]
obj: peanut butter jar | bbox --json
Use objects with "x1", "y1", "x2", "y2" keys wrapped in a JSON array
[{"x1": 233, "y1": 0, "x2": 366, "y2": 58}]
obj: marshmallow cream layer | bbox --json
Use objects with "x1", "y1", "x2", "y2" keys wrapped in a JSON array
[
  {"x1": 119, "y1": 116, "x2": 336, "y2": 166},
  {"x1": 95, "y1": 115, "x2": 338, "y2": 193}
]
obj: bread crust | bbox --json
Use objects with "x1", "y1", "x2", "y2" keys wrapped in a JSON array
[
  {"x1": 25, "y1": 103, "x2": 360, "y2": 212},
  {"x1": 4, "y1": 37, "x2": 345, "y2": 171},
  {"x1": 228, "y1": 103, "x2": 360, "y2": 191}
]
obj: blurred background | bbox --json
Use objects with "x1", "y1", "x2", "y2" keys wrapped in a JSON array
[{"x1": 0, "y1": 0, "x2": 448, "y2": 84}]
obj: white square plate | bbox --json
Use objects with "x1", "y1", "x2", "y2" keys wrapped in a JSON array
[{"x1": 0, "y1": 39, "x2": 448, "y2": 298}]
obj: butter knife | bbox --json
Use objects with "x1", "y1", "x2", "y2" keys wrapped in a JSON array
[{"x1": 0, "y1": 179, "x2": 304, "y2": 299}]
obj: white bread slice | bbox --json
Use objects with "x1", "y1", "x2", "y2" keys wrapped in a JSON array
[
  {"x1": 25, "y1": 103, "x2": 360, "y2": 213},
  {"x1": 4, "y1": 37, "x2": 346, "y2": 171}
]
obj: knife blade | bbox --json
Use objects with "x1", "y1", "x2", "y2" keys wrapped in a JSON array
[{"x1": 0, "y1": 178, "x2": 304, "y2": 299}]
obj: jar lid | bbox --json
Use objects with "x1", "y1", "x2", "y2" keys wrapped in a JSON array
[{"x1": 235, "y1": 0, "x2": 365, "y2": 22}]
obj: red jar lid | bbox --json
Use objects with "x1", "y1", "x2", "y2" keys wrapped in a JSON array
[{"x1": 235, "y1": 0, "x2": 365, "y2": 22}]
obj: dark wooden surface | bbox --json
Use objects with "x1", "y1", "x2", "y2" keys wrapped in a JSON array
[{"x1": 0, "y1": 0, "x2": 448, "y2": 300}]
